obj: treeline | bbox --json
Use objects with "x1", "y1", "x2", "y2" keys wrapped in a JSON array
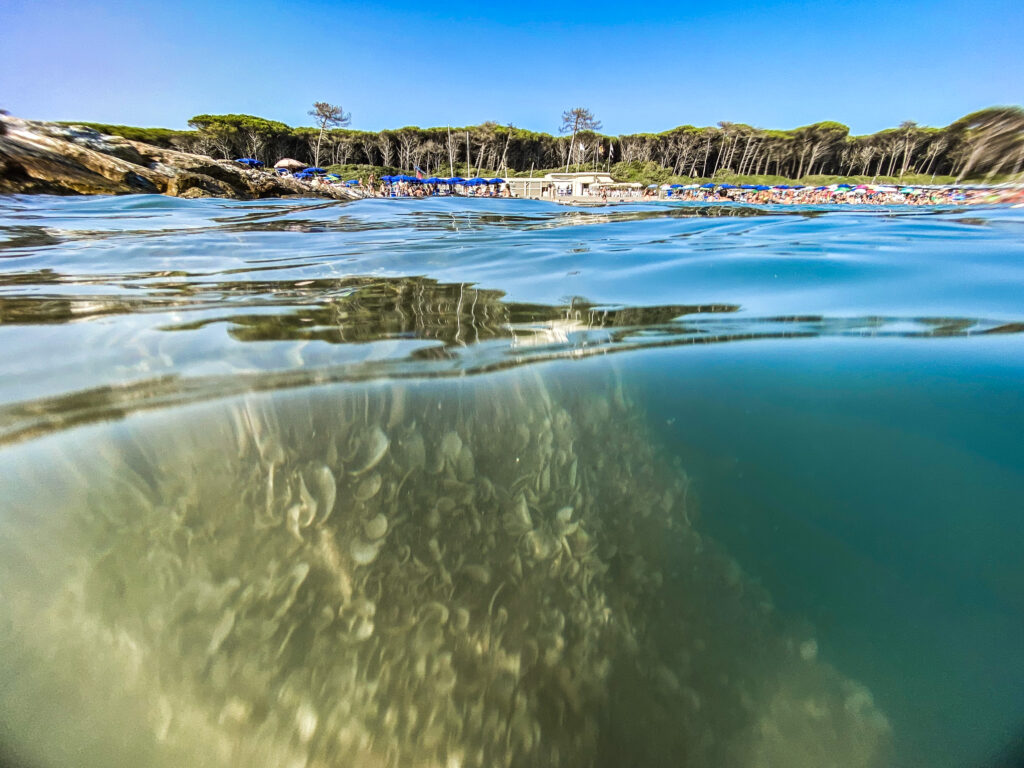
[{"x1": 68, "y1": 106, "x2": 1024, "y2": 183}]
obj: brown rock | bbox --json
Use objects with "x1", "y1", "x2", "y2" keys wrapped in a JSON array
[{"x1": 0, "y1": 115, "x2": 359, "y2": 201}]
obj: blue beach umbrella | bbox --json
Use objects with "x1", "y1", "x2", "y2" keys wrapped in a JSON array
[
  {"x1": 305, "y1": 167, "x2": 326, "y2": 173},
  {"x1": 424, "y1": 177, "x2": 442, "y2": 184},
  {"x1": 235, "y1": 158, "x2": 264, "y2": 167},
  {"x1": 345, "y1": 179, "x2": 360, "y2": 186},
  {"x1": 700, "y1": 183, "x2": 715, "y2": 189},
  {"x1": 755, "y1": 185, "x2": 770, "y2": 191},
  {"x1": 719, "y1": 184, "x2": 736, "y2": 189},
  {"x1": 488, "y1": 178, "x2": 504, "y2": 184},
  {"x1": 669, "y1": 184, "x2": 684, "y2": 189},
  {"x1": 447, "y1": 177, "x2": 465, "y2": 184},
  {"x1": 740, "y1": 184, "x2": 757, "y2": 189},
  {"x1": 793, "y1": 185, "x2": 806, "y2": 189}
]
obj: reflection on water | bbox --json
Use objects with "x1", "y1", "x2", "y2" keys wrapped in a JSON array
[
  {"x1": 2, "y1": 196, "x2": 1024, "y2": 767},
  {"x1": 1, "y1": 267, "x2": 1019, "y2": 447},
  {"x1": 0, "y1": 372, "x2": 890, "y2": 768}
]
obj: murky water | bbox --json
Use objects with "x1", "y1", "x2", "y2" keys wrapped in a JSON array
[{"x1": 1, "y1": 196, "x2": 1023, "y2": 768}]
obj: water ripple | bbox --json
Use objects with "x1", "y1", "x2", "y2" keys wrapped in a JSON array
[{"x1": 1, "y1": 195, "x2": 1022, "y2": 438}]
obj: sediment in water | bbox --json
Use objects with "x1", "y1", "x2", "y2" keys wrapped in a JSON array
[{"x1": 0, "y1": 370, "x2": 891, "y2": 768}]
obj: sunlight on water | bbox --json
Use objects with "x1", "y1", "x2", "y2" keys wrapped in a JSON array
[{"x1": 1, "y1": 196, "x2": 1023, "y2": 767}]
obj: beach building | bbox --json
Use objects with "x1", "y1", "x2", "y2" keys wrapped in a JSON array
[{"x1": 507, "y1": 172, "x2": 630, "y2": 199}]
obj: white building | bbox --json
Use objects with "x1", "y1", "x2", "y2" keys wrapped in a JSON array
[{"x1": 507, "y1": 172, "x2": 635, "y2": 199}]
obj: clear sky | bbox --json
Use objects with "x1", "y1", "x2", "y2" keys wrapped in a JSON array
[{"x1": 2, "y1": 0, "x2": 1022, "y2": 136}]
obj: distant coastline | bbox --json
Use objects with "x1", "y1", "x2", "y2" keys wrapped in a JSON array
[
  {"x1": 1, "y1": 114, "x2": 1021, "y2": 205},
  {"x1": 58, "y1": 106, "x2": 1024, "y2": 189}
]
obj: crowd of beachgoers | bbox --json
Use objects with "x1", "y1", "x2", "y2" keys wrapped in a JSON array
[
  {"x1": 235, "y1": 158, "x2": 1023, "y2": 206},
  {"x1": 658, "y1": 183, "x2": 1024, "y2": 206}
]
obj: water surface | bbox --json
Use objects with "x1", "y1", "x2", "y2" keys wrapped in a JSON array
[{"x1": 1, "y1": 195, "x2": 1023, "y2": 768}]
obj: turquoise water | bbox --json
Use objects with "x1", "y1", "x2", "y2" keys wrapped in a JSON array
[{"x1": 1, "y1": 195, "x2": 1023, "y2": 767}]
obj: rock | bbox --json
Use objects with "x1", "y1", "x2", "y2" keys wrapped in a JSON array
[{"x1": 0, "y1": 115, "x2": 359, "y2": 201}]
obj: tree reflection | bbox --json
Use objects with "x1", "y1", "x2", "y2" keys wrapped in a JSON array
[{"x1": 158, "y1": 276, "x2": 740, "y2": 346}]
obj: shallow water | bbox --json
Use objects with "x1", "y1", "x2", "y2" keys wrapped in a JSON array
[{"x1": 1, "y1": 195, "x2": 1023, "y2": 768}]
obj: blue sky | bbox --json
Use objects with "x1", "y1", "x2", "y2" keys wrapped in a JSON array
[{"x1": 2, "y1": 0, "x2": 1021, "y2": 135}]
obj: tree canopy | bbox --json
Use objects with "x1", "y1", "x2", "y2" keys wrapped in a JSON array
[{"x1": 73, "y1": 106, "x2": 1024, "y2": 184}]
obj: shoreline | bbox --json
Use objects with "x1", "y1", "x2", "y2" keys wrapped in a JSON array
[{"x1": 2, "y1": 116, "x2": 1021, "y2": 207}]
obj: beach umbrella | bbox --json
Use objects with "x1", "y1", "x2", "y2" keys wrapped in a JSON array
[
  {"x1": 682, "y1": 184, "x2": 698, "y2": 189},
  {"x1": 305, "y1": 167, "x2": 326, "y2": 174},
  {"x1": 345, "y1": 179, "x2": 360, "y2": 186},
  {"x1": 740, "y1": 184, "x2": 757, "y2": 190},
  {"x1": 235, "y1": 158, "x2": 263, "y2": 167},
  {"x1": 423, "y1": 177, "x2": 442, "y2": 184},
  {"x1": 815, "y1": 186, "x2": 828, "y2": 191},
  {"x1": 488, "y1": 178, "x2": 504, "y2": 184},
  {"x1": 700, "y1": 183, "x2": 715, "y2": 189},
  {"x1": 719, "y1": 184, "x2": 736, "y2": 189},
  {"x1": 793, "y1": 185, "x2": 806, "y2": 189},
  {"x1": 669, "y1": 184, "x2": 684, "y2": 189},
  {"x1": 447, "y1": 177, "x2": 465, "y2": 184},
  {"x1": 274, "y1": 158, "x2": 306, "y2": 171},
  {"x1": 755, "y1": 185, "x2": 770, "y2": 191},
  {"x1": 775, "y1": 185, "x2": 790, "y2": 189}
]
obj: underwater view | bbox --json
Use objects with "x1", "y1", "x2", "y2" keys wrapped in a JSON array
[{"x1": 1, "y1": 196, "x2": 1023, "y2": 768}]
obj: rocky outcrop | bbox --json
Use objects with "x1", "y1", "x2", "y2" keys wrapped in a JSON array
[{"x1": 0, "y1": 116, "x2": 359, "y2": 200}]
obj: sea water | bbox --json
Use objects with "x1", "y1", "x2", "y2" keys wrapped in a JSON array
[{"x1": 0, "y1": 195, "x2": 1022, "y2": 768}]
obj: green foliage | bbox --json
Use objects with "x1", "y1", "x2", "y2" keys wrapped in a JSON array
[
  {"x1": 58, "y1": 107, "x2": 1024, "y2": 181},
  {"x1": 324, "y1": 164, "x2": 399, "y2": 180},
  {"x1": 56, "y1": 122, "x2": 191, "y2": 148},
  {"x1": 610, "y1": 161, "x2": 672, "y2": 184}
]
